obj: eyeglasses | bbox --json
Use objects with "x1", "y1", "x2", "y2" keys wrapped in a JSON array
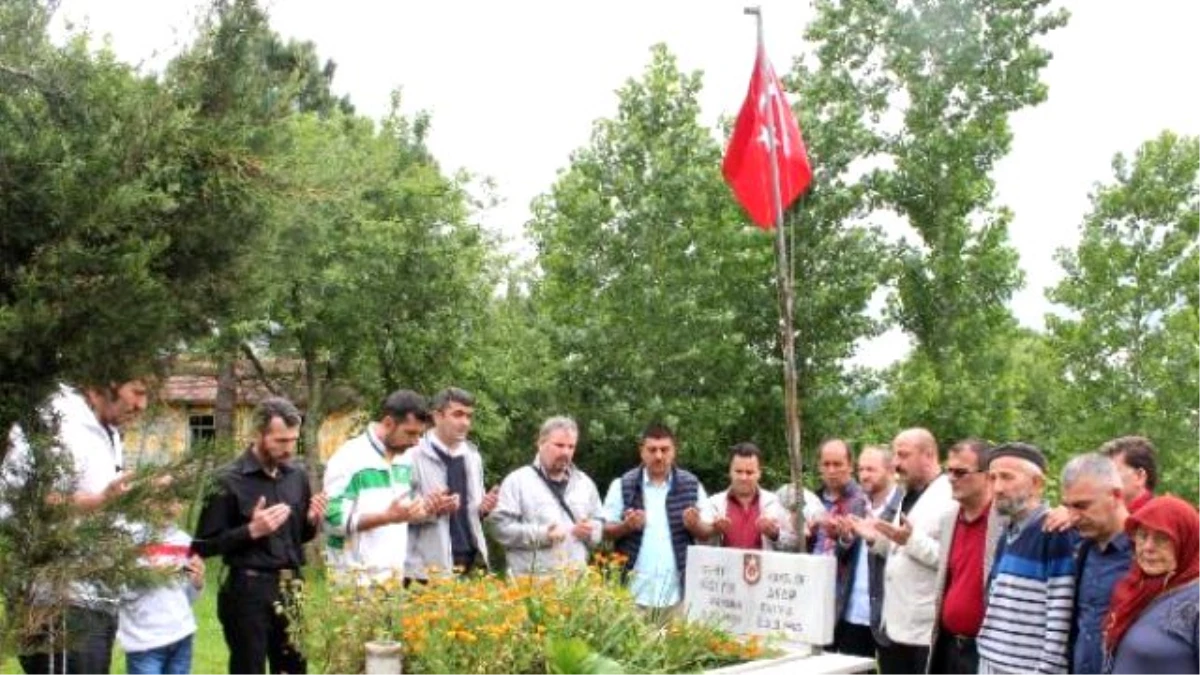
[{"x1": 946, "y1": 467, "x2": 984, "y2": 479}]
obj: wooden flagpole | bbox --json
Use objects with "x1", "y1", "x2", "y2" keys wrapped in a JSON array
[{"x1": 745, "y1": 5, "x2": 806, "y2": 553}]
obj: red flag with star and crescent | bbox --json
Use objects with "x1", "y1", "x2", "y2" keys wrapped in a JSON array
[{"x1": 722, "y1": 47, "x2": 812, "y2": 230}]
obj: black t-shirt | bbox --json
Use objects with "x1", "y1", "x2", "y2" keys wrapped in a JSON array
[
  {"x1": 546, "y1": 476, "x2": 568, "y2": 502},
  {"x1": 900, "y1": 482, "x2": 927, "y2": 515}
]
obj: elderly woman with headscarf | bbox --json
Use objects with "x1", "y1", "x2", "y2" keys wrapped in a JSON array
[{"x1": 1104, "y1": 495, "x2": 1199, "y2": 674}]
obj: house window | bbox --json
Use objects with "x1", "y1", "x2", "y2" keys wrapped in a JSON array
[{"x1": 189, "y1": 414, "x2": 216, "y2": 448}]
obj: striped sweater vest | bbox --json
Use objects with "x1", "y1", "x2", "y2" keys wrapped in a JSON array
[
  {"x1": 977, "y1": 510, "x2": 1076, "y2": 673},
  {"x1": 615, "y1": 467, "x2": 699, "y2": 576}
]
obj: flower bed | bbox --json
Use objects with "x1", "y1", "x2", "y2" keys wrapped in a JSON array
[{"x1": 289, "y1": 556, "x2": 774, "y2": 673}]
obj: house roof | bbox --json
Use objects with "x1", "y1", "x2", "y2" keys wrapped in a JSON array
[{"x1": 156, "y1": 357, "x2": 360, "y2": 411}]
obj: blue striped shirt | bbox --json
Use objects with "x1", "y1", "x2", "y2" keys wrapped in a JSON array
[{"x1": 978, "y1": 506, "x2": 1077, "y2": 674}]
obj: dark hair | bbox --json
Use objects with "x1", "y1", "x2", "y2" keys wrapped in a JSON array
[
  {"x1": 380, "y1": 389, "x2": 429, "y2": 424},
  {"x1": 818, "y1": 437, "x2": 853, "y2": 464},
  {"x1": 949, "y1": 438, "x2": 992, "y2": 471},
  {"x1": 430, "y1": 387, "x2": 475, "y2": 412},
  {"x1": 729, "y1": 442, "x2": 762, "y2": 461},
  {"x1": 1100, "y1": 436, "x2": 1158, "y2": 491},
  {"x1": 252, "y1": 397, "x2": 302, "y2": 434},
  {"x1": 640, "y1": 422, "x2": 675, "y2": 444}
]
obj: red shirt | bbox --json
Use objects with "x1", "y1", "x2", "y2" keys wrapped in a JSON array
[
  {"x1": 940, "y1": 507, "x2": 990, "y2": 637},
  {"x1": 723, "y1": 492, "x2": 763, "y2": 550},
  {"x1": 1128, "y1": 490, "x2": 1153, "y2": 513}
]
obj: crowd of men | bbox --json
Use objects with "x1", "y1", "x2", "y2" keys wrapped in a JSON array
[{"x1": 3, "y1": 376, "x2": 1197, "y2": 675}]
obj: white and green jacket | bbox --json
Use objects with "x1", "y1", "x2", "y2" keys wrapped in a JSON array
[{"x1": 323, "y1": 427, "x2": 415, "y2": 583}]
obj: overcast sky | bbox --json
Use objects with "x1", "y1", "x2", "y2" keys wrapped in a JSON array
[{"x1": 53, "y1": 0, "x2": 1200, "y2": 367}]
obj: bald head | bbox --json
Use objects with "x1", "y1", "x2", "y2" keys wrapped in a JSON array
[{"x1": 892, "y1": 427, "x2": 939, "y2": 490}]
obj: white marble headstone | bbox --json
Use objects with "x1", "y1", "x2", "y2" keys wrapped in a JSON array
[{"x1": 684, "y1": 545, "x2": 837, "y2": 647}]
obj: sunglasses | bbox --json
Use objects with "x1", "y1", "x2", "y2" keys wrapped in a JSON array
[{"x1": 946, "y1": 467, "x2": 984, "y2": 479}]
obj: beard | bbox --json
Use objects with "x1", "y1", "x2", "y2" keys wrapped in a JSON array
[{"x1": 994, "y1": 491, "x2": 1030, "y2": 517}]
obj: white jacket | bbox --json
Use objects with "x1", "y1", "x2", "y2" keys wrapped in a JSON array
[
  {"x1": 486, "y1": 459, "x2": 604, "y2": 576},
  {"x1": 871, "y1": 473, "x2": 955, "y2": 646}
]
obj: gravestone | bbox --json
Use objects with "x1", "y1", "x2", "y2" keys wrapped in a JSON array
[{"x1": 684, "y1": 545, "x2": 837, "y2": 648}]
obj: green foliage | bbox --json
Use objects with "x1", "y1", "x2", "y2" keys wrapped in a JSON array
[
  {"x1": 1046, "y1": 132, "x2": 1199, "y2": 501},
  {"x1": 0, "y1": 0, "x2": 283, "y2": 435},
  {"x1": 289, "y1": 563, "x2": 769, "y2": 674},
  {"x1": 0, "y1": 0, "x2": 304, "y2": 655},
  {"x1": 527, "y1": 44, "x2": 888, "y2": 489},
  {"x1": 804, "y1": 0, "x2": 1069, "y2": 445}
]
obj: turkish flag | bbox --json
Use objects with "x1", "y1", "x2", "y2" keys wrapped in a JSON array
[{"x1": 722, "y1": 47, "x2": 812, "y2": 230}]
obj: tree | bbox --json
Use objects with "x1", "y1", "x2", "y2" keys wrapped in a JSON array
[
  {"x1": 1047, "y1": 132, "x2": 1199, "y2": 501},
  {"x1": 0, "y1": 0, "x2": 282, "y2": 656},
  {"x1": 805, "y1": 0, "x2": 1069, "y2": 444},
  {"x1": 240, "y1": 100, "x2": 499, "y2": 461},
  {"x1": 528, "y1": 45, "x2": 887, "y2": 488}
]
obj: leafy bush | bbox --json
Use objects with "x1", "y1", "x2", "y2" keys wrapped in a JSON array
[{"x1": 289, "y1": 556, "x2": 773, "y2": 674}]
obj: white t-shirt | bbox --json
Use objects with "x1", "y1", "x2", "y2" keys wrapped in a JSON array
[{"x1": 117, "y1": 525, "x2": 198, "y2": 653}]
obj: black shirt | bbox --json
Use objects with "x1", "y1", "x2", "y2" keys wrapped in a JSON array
[
  {"x1": 430, "y1": 443, "x2": 474, "y2": 557},
  {"x1": 192, "y1": 448, "x2": 317, "y2": 570},
  {"x1": 900, "y1": 480, "x2": 929, "y2": 515}
]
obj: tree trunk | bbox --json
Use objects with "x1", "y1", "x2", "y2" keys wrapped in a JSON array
[{"x1": 214, "y1": 356, "x2": 237, "y2": 445}]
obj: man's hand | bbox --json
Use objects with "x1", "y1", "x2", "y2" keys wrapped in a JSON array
[
  {"x1": 712, "y1": 516, "x2": 733, "y2": 535},
  {"x1": 622, "y1": 508, "x2": 646, "y2": 532},
  {"x1": 248, "y1": 496, "x2": 291, "y2": 539},
  {"x1": 756, "y1": 516, "x2": 781, "y2": 540},
  {"x1": 830, "y1": 515, "x2": 855, "y2": 540},
  {"x1": 386, "y1": 496, "x2": 427, "y2": 523},
  {"x1": 428, "y1": 490, "x2": 460, "y2": 515},
  {"x1": 571, "y1": 519, "x2": 595, "y2": 542},
  {"x1": 1043, "y1": 505, "x2": 1077, "y2": 533},
  {"x1": 307, "y1": 491, "x2": 329, "y2": 525},
  {"x1": 847, "y1": 515, "x2": 879, "y2": 544},
  {"x1": 479, "y1": 486, "x2": 500, "y2": 516},
  {"x1": 546, "y1": 523, "x2": 567, "y2": 544},
  {"x1": 682, "y1": 506, "x2": 702, "y2": 530},
  {"x1": 875, "y1": 514, "x2": 913, "y2": 546},
  {"x1": 186, "y1": 555, "x2": 205, "y2": 590},
  {"x1": 102, "y1": 471, "x2": 134, "y2": 503}
]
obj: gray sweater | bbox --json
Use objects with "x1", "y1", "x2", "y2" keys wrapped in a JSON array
[{"x1": 1108, "y1": 580, "x2": 1199, "y2": 674}]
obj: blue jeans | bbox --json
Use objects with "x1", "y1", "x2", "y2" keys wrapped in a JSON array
[{"x1": 125, "y1": 634, "x2": 194, "y2": 675}]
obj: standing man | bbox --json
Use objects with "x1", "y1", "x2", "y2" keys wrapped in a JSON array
[
  {"x1": 811, "y1": 439, "x2": 870, "y2": 655},
  {"x1": 828, "y1": 445, "x2": 901, "y2": 661},
  {"x1": 1100, "y1": 436, "x2": 1157, "y2": 513},
  {"x1": 813, "y1": 439, "x2": 869, "y2": 555},
  {"x1": 488, "y1": 416, "x2": 604, "y2": 576},
  {"x1": 975, "y1": 443, "x2": 1075, "y2": 674},
  {"x1": 851, "y1": 427, "x2": 953, "y2": 674},
  {"x1": 192, "y1": 397, "x2": 328, "y2": 675},
  {"x1": 928, "y1": 439, "x2": 1004, "y2": 674},
  {"x1": 602, "y1": 423, "x2": 708, "y2": 616},
  {"x1": 323, "y1": 390, "x2": 430, "y2": 584},
  {"x1": 1045, "y1": 435, "x2": 1159, "y2": 532},
  {"x1": 1060, "y1": 453, "x2": 1133, "y2": 674},
  {"x1": 406, "y1": 388, "x2": 498, "y2": 580},
  {"x1": 5, "y1": 378, "x2": 150, "y2": 674},
  {"x1": 685, "y1": 442, "x2": 795, "y2": 551}
]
